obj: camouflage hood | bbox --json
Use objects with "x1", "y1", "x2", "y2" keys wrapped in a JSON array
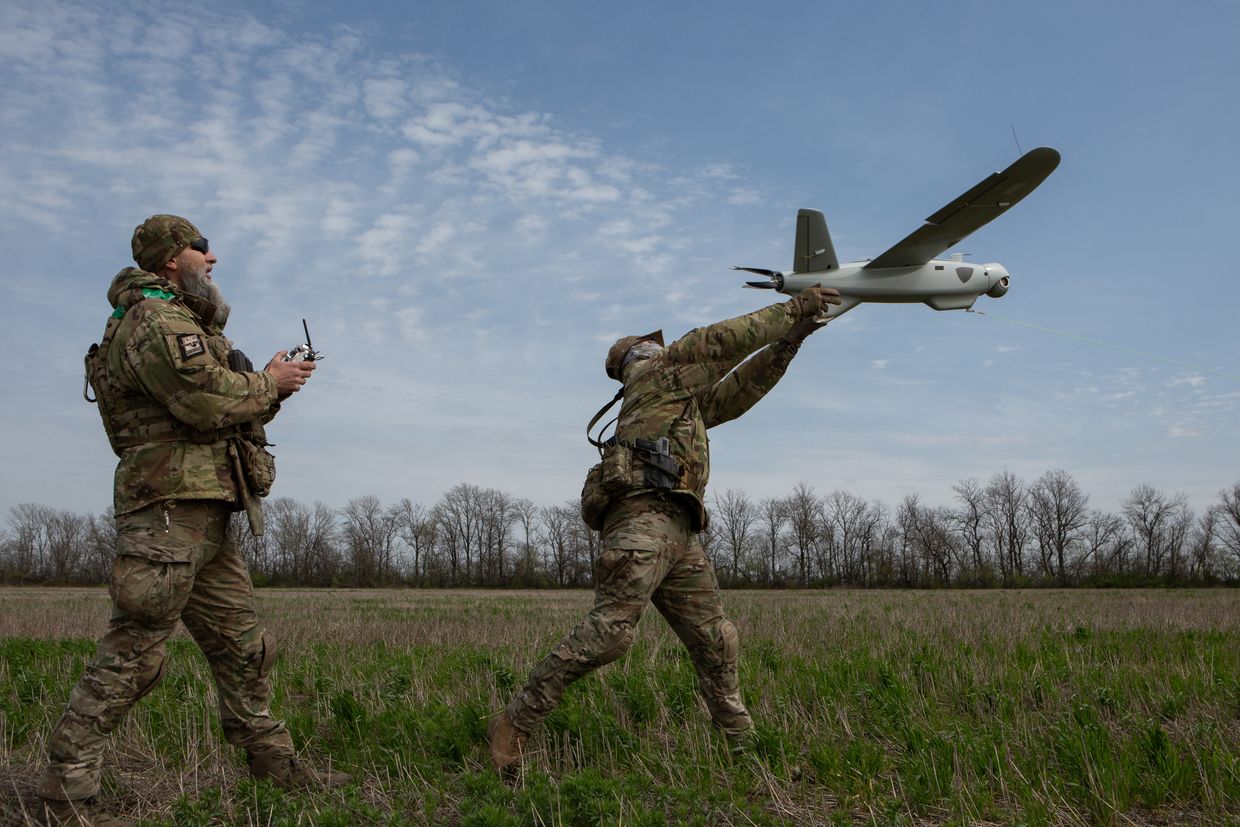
[
  {"x1": 107, "y1": 267, "x2": 176, "y2": 310},
  {"x1": 106, "y1": 267, "x2": 222, "y2": 330}
]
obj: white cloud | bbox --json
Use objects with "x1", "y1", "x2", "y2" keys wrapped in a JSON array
[{"x1": 1168, "y1": 375, "x2": 1206, "y2": 388}]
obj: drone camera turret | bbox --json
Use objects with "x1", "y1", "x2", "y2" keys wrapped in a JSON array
[{"x1": 984, "y1": 263, "x2": 1010, "y2": 298}]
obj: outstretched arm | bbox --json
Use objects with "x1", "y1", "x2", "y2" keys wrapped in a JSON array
[
  {"x1": 700, "y1": 342, "x2": 797, "y2": 427},
  {"x1": 663, "y1": 304, "x2": 793, "y2": 375},
  {"x1": 664, "y1": 287, "x2": 839, "y2": 395},
  {"x1": 700, "y1": 317, "x2": 827, "y2": 427}
]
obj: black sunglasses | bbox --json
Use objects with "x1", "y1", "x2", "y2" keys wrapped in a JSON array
[{"x1": 188, "y1": 237, "x2": 210, "y2": 254}]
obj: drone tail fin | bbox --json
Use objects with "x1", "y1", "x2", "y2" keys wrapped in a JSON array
[{"x1": 794, "y1": 209, "x2": 839, "y2": 273}]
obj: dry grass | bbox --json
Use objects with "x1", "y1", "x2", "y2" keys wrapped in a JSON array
[{"x1": 2, "y1": 587, "x2": 1238, "y2": 825}]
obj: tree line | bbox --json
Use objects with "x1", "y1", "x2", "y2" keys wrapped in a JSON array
[{"x1": 3, "y1": 473, "x2": 1239, "y2": 588}]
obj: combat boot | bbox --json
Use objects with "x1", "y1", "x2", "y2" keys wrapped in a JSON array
[
  {"x1": 246, "y1": 746, "x2": 350, "y2": 790},
  {"x1": 725, "y1": 727, "x2": 758, "y2": 755},
  {"x1": 32, "y1": 797, "x2": 133, "y2": 827},
  {"x1": 487, "y1": 711, "x2": 529, "y2": 774}
]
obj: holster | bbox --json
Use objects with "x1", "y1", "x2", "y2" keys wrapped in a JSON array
[{"x1": 580, "y1": 437, "x2": 684, "y2": 531}]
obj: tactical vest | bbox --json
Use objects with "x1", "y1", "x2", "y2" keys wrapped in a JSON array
[
  {"x1": 85, "y1": 286, "x2": 238, "y2": 457},
  {"x1": 581, "y1": 384, "x2": 708, "y2": 532}
]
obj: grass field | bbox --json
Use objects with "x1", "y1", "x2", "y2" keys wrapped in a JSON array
[{"x1": 1, "y1": 587, "x2": 1237, "y2": 825}]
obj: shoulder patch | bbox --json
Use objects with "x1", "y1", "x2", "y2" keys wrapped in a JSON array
[{"x1": 176, "y1": 333, "x2": 206, "y2": 360}]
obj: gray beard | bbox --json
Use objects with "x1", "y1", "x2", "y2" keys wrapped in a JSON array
[{"x1": 180, "y1": 261, "x2": 231, "y2": 327}]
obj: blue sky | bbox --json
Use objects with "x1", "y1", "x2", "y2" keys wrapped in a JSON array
[{"x1": 2, "y1": 0, "x2": 1237, "y2": 519}]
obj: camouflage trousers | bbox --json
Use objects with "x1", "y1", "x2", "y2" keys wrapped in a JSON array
[
  {"x1": 507, "y1": 492, "x2": 753, "y2": 739},
  {"x1": 38, "y1": 500, "x2": 292, "y2": 801}
]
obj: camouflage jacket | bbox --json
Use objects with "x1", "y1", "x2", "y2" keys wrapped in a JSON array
[
  {"x1": 88, "y1": 268, "x2": 280, "y2": 516},
  {"x1": 614, "y1": 301, "x2": 802, "y2": 529}
]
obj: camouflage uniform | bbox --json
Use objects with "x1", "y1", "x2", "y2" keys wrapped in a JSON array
[
  {"x1": 507, "y1": 301, "x2": 807, "y2": 741},
  {"x1": 38, "y1": 218, "x2": 295, "y2": 803}
]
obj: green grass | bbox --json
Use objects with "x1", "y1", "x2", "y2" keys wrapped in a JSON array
[{"x1": 1, "y1": 588, "x2": 1238, "y2": 825}]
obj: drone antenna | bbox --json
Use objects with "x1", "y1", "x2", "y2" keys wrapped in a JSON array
[
  {"x1": 1010, "y1": 124, "x2": 1024, "y2": 156},
  {"x1": 302, "y1": 318, "x2": 313, "y2": 349}
]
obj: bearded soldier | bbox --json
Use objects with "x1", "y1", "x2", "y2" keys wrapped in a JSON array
[
  {"x1": 488, "y1": 286, "x2": 840, "y2": 772},
  {"x1": 34, "y1": 215, "x2": 345, "y2": 826}
]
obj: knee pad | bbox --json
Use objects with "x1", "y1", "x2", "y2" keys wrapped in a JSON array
[
  {"x1": 231, "y1": 626, "x2": 275, "y2": 677},
  {"x1": 595, "y1": 622, "x2": 636, "y2": 666},
  {"x1": 689, "y1": 620, "x2": 739, "y2": 672},
  {"x1": 257, "y1": 631, "x2": 277, "y2": 677},
  {"x1": 719, "y1": 620, "x2": 739, "y2": 665}
]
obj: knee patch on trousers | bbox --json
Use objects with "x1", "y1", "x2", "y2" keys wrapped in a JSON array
[
  {"x1": 719, "y1": 620, "x2": 739, "y2": 665},
  {"x1": 595, "y1": 623, "x2": 636, "y2": 666},
  {"x1": 258, "y1": 632, "x2": 277, "y2": 677}
]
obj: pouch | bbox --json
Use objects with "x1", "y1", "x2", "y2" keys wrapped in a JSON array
[
  {"x1": 233, "y1": 437, "x2": 276, "y2": 498},
  {"x1": 580, "y1": 461, "x2": 609, "y2": 531}
]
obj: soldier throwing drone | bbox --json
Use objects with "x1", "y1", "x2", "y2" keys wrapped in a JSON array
[{"x1": 489, "y1": 285, "x2": 840, "y2": 772}]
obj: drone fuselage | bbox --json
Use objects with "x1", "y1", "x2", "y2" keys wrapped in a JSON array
[{"x1": 780, "y1": 260, "x2": 1010, "y2": 319}]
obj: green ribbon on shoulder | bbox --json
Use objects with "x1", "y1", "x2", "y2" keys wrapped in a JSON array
[{"x1": 111, "y1": 287, "x2": 177, "y2": 318}]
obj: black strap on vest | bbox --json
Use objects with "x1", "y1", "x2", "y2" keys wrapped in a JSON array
[{"x1": 586, "y1": 389, "x2": 624, "y2": 453}]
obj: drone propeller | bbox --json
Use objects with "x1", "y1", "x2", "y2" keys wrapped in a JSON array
[{"x1": 732, "y1": 266, "x2": 784, "y2": 291}]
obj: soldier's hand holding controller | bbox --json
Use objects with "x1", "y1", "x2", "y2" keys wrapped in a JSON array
[
  {"x1": 265, "y1": 352, "x2": 315, "y2": 396},
  {"x1": 787, "y1": 284, "x2": 842, "y2": 319}
]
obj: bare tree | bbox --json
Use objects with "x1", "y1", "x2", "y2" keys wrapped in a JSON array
[
  {"x1": 569, "y1": 508, "x2": 601, "y2": 586},
  {"x1": 1027, "y1": 469, "x2": 1090, "y2": 585},
  {"x1": 539, "y1": 503, "x2": 577, "y2": 586},
  {"x1": 755, "y1": 497, "x2": 787, "y2": 585},
  {"x1": 985, "y1": 470, "x2": 1029, "y2": 581},
  {"x1": 6, "y1": 503, "x2": 53, "y2": 580},
  {"x1": 952, "y1": 479, "x2": 992, "y2": 585},
  {"x1": 1187, "y1": 507, "x2": 1220, "y2": 582},
  {"x1": 712, "y1": 489, "x2": 757, "y2": 586},
  {"x1": 305, "y1": 502, "x2": 342, "y2": 586},
  {"x1": 476, "y1": 487, "x2": 519, "y2": 584},
  {"x1": 905, "y1": 502, "x2": 957, "y2": 585},
  {"x1": 1216, "y1": 482, "x2": 1240, "y2": 581},
  {"x1": 784, "y1": 482, "x2": 822, "y2": 586},
  {"x1": 392, "y1": 498, "x2": 437, "y2": 585},
  {"x1": 45, "y1": 509, "x2": 87, "y2": 583},
  {"x1": 1123, "y1": 484, "x2": 1191, "y2": 578},
  {"x1": 1084, "y1": 509, "x2": 1130, "y2": 580},
  {"x1": 266, "y1": 497, "x2": 311, "y2": 584},
  {"x1": 823, "y1": 489, "x2": 875, "y2": 585},
  {"x1": 433, "y1": 484, "x2": 482, "y2": 585},
  {"x1": 342, "y1": 495, "x2": 399, "y2": 586},
  {"x1": 512, "y1": 497, "x2": 539, "y2": 585},
  {"x1": 895, "y1": 494, "x2": 921, "y2": 586},
  {"x1": 82, "y1": 510, "x2": 117, "y2": 583},
  {"x1": 229, "y1": 512, "x2": 269, "y2": 584}
]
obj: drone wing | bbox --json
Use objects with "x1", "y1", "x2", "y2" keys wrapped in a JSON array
[{"x1": 865, "y1": 147, "x2": 1060, "y2": 269}]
